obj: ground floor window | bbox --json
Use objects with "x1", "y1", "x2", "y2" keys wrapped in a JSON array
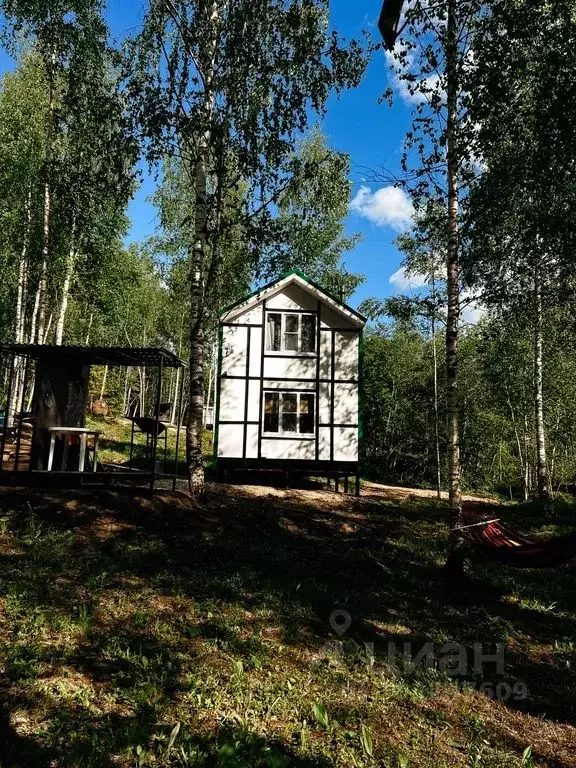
[{"x1": 263, "y1": 391, "x2": 315, "y2": 435}]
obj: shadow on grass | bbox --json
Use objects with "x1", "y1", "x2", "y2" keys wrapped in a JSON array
[{"x1": 0, "y1": 483, "x2": 576, "y2": 765}]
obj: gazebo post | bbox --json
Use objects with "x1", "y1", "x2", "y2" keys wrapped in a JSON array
[
  {"x1": 0, "y1": 352, "x2": 15, "y2": 471},
  {"x1": 150, "y1": 356, "x2": 164, "y2": 492},
  {"x1": 129, "y1": 416, "x2": 136, "y2": 468},
  {"x1": 172, "y1": 363, "x2": 185, "y2": 492}
]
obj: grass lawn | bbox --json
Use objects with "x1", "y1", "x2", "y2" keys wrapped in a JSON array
[
  {"x1": 85, "y1": 416, "x2": 213, "y2": 473},
  {"x1": 0, "y1": 481, "x2": 575, "y2": 767}
]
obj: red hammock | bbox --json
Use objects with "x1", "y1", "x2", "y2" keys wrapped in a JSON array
[{"x1": 462, "y1": 520, "x2": 576, "y2": 568}]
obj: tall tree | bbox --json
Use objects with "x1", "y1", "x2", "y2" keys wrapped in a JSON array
[
  {"x1": 464, "y1": 0, "x2": 576, "y2": 500},
  {"x1": 129, "y1": 0, "x2": 365, "y2": 492},
  {"x1": 260, "y1": 126, "x2": 363, "y2": 299},
  {"x1": 52, "y1": 4, "x2": 137, "y2": 344},
  {"x1": 382, "y1": 0, "x2": 483, "y2": 572},
  {"x1": 0, "y1": 0, "x2": 136, "y2": 347}
]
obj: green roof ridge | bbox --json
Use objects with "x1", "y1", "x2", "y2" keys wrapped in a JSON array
[{"x1": 218, "y1": 269, "x2": 366, "y2": 322}]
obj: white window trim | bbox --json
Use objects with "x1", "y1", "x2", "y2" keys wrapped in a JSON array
[
  {"x1": 262, "y1": 390, "x2": 316, "y2": 438},
  {"x1": 265, "y1": 311, "x2": 317, "y2": 356}
]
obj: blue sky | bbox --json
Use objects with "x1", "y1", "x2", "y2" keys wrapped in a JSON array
[{"x1": 0, "y1": 1, "x2": 416, "y2": 310}]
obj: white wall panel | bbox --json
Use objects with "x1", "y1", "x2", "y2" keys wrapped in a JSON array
[
  {"x1": 263, "y1": 379, "x2": 315, "y2": 391},
  {"x1": 248, "y1": 327, "x2": 262, "y2": 377},
  {"x1": 318, "y1": 427, "x2": 331, "y2": 460},
  {"x1": 234, "y1": 304, "x2": 263, "y2": 325},
  {"x1": 333, "y1": 427, "x2": 358, "y2": 461},
  {"x1": 320, "y1": 304, "x2": 356, "y2": 330},
  {"x1": 245, "y1": 423, "x2": 259, "y2": 458},
  {"x1": 334, "y1": 333, "x2": 358, "y2": 381},
  {"x1": 218, "y1": 424, "x2": 244, "y2": 457},
  {"x1": 219, "y1": 378, "x2": 246, "y2": 422},
  {"x1": 261, "y1": 437, "x2": 316, "y2": 460},
  {"x1": 333, "y1": 383, "x2": 358, "y2": 425},
  {"x1": 267, "y1": 283, "x2": 318, "y2": 311},
  {"x1": 319, "y1": 382, "x2": 331, "y2": 424},
  {"x1": 319, "y1": 331, "x2": 332, "y2": 379},
  {"x1": 263, "y1": 356, "x2": 316, "y2": 380},
  {"x1": 221, "y1": 326, "x2": 247, "y2": 376},
  {"x1": 247, "y1": 379, "x2": 260, "y2": 422}
]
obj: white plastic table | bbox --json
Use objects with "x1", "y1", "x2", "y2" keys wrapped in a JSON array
[{"x1": 47, "y1": 427, "x2": 101, "y2": 472}]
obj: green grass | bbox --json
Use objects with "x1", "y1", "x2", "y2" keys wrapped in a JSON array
[
  {"x1": 85, "y1": 416, "x2": 213, "y2": 472},
  {"x1": 0, "y1": 484, "x2": 575, "y2": 767}
]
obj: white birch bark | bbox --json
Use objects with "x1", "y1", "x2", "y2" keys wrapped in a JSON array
[
  {"x1": 186, "y1": 1, "x2": 220, "y2": 494},
  {"x1": 55, "y1": 220, "x2": 77, "y2": 345},
  {"x1": 445, "y1": 0, "x2": 464, "y2": 573},
  {"x1": 534, "y1": 276, "x2": 549, "y2": 500},
  {"x1": 37, "y1": 49, "x2": 56, "y2": 345}
]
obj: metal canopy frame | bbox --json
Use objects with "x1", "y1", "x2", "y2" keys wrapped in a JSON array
[
  {"x1": 0, "y1": 344, "x2": 186, "y2": 493},
  {"x1": 0, "y1": 344, "x2": 184, "y2": 368}
]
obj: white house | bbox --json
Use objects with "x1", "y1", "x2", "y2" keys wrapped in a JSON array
[{"x1": 214, "y1": 270, "x2": 365, "y2": 493}]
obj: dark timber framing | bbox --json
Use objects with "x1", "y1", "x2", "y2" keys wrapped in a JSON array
[{"x1": 215, "y1": 272, "x2": 365, "y2": 496}]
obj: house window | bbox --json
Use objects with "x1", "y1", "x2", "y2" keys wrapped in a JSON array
[
  {"x1": 263, "y1": 391, "x2": 315, "y2": 435},
  {"x1": 266, "y1": 312, "x2": 316, "y2": 354}
]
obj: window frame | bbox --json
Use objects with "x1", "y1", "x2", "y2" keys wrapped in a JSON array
[
  {"x1": 265, "y1": 311, "x2": 317, "y2": 355},
  {"x1": 262, "y1": 390, "x2": 316, "y2": 438}
]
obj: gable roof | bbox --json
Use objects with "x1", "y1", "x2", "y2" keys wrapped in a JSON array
[{"x1": 219, "y1": 269, "x2": 366, "y2": 327}]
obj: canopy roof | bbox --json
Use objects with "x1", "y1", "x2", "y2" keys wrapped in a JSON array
[
  {"x1": 378, "y1": 0, "x2": 405, "y2": 50},
  {"x1": 0, "y1": 344, "x2": 184, "y2": 368}
]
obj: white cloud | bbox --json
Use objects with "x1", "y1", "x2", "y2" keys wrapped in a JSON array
[
  {"x1": 350, "y1": 185, "x2": 413, "y2": 231},
  {"x1": 388, "y1": 266, "x2": 428, "y2": 291},
  {"x1": 385, "y1": 50, "x2": 444, "y2": 107},
  {"x1": 461, "y1": 291, "x2": 486, "y2": 325}
]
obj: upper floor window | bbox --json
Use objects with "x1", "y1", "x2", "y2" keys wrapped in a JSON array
[{"x1": 266, "y1": 312, "x2": 316, "y2": 354}]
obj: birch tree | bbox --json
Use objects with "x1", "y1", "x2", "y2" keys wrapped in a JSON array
[
  {"x1": 129, "y1": 0, "x2": 364, "y2": 493},
  {"x1": 381, "y1": 0, "x2": 483, "y2": 572},
  {"x1": 260, "y1": 126, "x2": 363, "y2": 300},
  {"x1": 1, "y1": 1, "x2": 136, "y2": 347},
  {"x1": 464, "y1": 0, "x2": 576, "y2": 500}
]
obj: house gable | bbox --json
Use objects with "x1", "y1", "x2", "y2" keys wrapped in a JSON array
[{"x1": 219, "y1": 270, "x2": 365, "y2": 328}]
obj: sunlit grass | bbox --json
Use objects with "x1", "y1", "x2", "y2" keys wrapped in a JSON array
[{"x1": 0, "y1": 484, "x2": 575, "y2": 766}]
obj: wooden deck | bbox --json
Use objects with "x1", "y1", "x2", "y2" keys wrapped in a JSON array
[{"x1": 0, "y1": 423, "x2": 32, "y2": 472}]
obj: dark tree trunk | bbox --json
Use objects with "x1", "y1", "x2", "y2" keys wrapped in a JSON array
[{"x1": 444, "y1": 0, "x2": 464, "y2": 575}]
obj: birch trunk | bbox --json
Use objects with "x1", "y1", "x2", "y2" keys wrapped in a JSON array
[
  {"x1": 431, "y1": 271, "x2": 442, "y2": 499},
  {"x1": 8, "y1": 191, "x2": 33, "y2": 426},
  {"x1": 29, "y1": 279, "x2": 41, "y2": 345},
  {"x1": 444, "y1": 0, "x2": 464, "y2": 574},
  {"x1": 100, "y1": 365, "x2": 108, "y2": 400},
  {"x1": 122, "y1": 367, "x2": 131, "y2": 416},
  {"x1": 37, "y1": 49, "x2": 56, "y2": 344},
  {"x1": 506, "y1": 387, "x2": 528, "y2": 500},
  {"x1": 42, "y1": 312, "x2": 53, "y2": 344},
  {"x1": 171, "y1": 321, "x2": 184, "y2": 426},
  {"x1": 171, "y1": 367, "x2": 181, "y2": 426},
  {"x1": 55, "y1": 222, "x2": 77, "y2": 345},
  {"x1": 16, "y1": 190, "x2": 31, "y2": 345},
  {"x1": 534, "y1": 276, "x2": 549, "y2": 500},
  {"x1": 186, "y1": 1, "x2": 220, "y2": 495},
  {"x1": 85, "y1": 313, "x2": 94, "y2": 345}
]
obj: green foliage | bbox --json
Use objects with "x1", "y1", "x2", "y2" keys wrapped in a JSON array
[
  {"x1": 362, "y1": 321, "x2": 442, "y2": 487},
  {"x1": 260, "y1": 126, "x2": 364, "y2": 299}
]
